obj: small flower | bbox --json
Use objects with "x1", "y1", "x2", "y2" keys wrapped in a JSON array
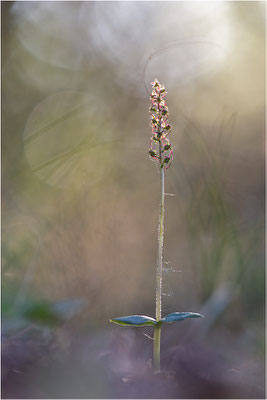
[
  {"x1": 164, "y1": 144, "x2": 171, "y2": 151},
  {"x1": 149, "y1": 79, "x2": 173, "y2": 169},
  {"x1": 151, "y1": 79, "x2": 160, "y2": 87}
]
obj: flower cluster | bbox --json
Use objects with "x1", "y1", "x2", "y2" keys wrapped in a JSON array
[{"x1": 149, "y1": 79, "x2": 173, "y2": 169}]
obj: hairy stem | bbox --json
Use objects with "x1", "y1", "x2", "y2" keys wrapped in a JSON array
[
  {"x1": 156, "y1": 164, "x2": 165, "y2": 321},
  {"x1": 149, "y1": 80, "x2": 172, "y2": 373},
  {"x1": 154, "y1": 148, "x2": 165, "y2": 372}
]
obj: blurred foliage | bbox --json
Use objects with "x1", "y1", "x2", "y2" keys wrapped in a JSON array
[{"x1": 2, "y1": 1, "x2": 265, "y2": 398}]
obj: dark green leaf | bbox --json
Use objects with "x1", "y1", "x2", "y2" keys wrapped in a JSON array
[
  {"x1": 161, "y1": 312, "x2": 204, "y2": 323},
  {"x1": 110, "y1": 315, "x2": 156, "y2": 327},
  {"x1": 22, "y1": 298, "x2": 86, "y2": 326},
  {"x1": 23, "y1": 302, "x2": 61, "y2": 326}
]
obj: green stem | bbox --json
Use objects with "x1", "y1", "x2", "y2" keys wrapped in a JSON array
[
  {"x1": 154, "y1": 148, "x2": 165, "y2": 372},
  {"x1": 153, "y1": 324, "x2": 161, "y2": 372},
  {"x1": 156, "y1": 164, "x2": 165, "y2": 321}
]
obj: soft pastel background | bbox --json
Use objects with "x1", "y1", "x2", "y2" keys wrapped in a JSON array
[{"x1": 2, "y1": 1, "x2": 265, "y2": 398}]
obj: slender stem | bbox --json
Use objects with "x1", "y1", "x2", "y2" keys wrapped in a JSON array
[
  {"x1": 153, "y1": 324, "x2": 161, "y2": 372},
  {"x1": 150, "y1": 81, "x2": 171, "y2": 373},
  {"x1": 154, "y1": 141, "x2": 165, "y2": 372},
  {"x1": 156, "y1": 164, "x2": 165, "y2": 321}
]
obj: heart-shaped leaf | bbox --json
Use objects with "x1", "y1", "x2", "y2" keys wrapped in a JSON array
[
  {"x1": 161, "y1": 312, "x2": 204, "y2": 323},
  {"x1": 110, "y1": 315, "x2": 156, "y2": 327}
]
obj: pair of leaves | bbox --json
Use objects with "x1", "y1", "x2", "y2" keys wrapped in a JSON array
[{"x1": 110, "y1": 312, "x2": 203, "y2": 327}]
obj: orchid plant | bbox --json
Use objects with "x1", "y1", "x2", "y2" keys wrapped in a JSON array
[{"x1": 110, "y1": 79, "x2": 203, "y2": 372}]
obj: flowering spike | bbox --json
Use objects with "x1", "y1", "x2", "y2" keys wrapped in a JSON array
[
  {"x1": 149, "y1": 79, "x2": 173, "y2": 169},
  {"x1": 109, "y1": 79, "x2": 203, "y2": 374}
]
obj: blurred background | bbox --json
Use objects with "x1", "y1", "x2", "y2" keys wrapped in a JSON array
[{"x1": 2, "y1": 1, "x2": 265, "y2": 398}]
